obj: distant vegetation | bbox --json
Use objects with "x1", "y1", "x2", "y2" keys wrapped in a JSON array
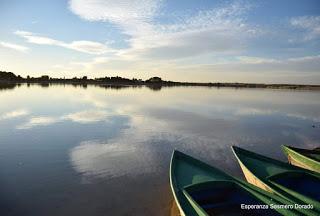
[
  {"x1": 0, "y1": 71, "x2": 319, "y2": 90},
  {"x1": 0, "y1": 71, "x2": 163, "y2": 85}
]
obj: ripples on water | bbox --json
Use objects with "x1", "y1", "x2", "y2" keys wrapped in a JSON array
[{"x1": 0, "y1": 84, "x2": 319, "y2": 215}]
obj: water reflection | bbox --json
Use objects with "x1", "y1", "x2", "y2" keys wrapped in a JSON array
[
  {"x1": 0, "y1": 109, "x2": 29, "y2": 120},
  {"x1": 70, "y1": 105, "x2": 320, "y2": 183},
  {"x1": 62, "y1": 110, "x2": 110, "y2": 124},
  {"x1": 0, "y1": 85, "x2": 319, "y2": 216},
  {"x1": 0, "y1": 83, "x2": 160, "y2": 91},
  {"x1": 0, "y1": 83, "x2": 21, "y2": 91},
  {"x1": 16, "y1": 116, "x2": 60, "y2": 129},
  {"x1": 14, "y1": 110, "x2": 112, "y2": 130},
  {"x1": 69, "y1": 114, "x2": 233, "y2": 182}
]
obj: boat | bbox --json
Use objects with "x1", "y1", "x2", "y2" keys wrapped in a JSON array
[
  {"x1": 232, "y1": 146, "x2": 320, "y2": 212},
  {"x1": 282, "y1": 145, "x2": 320, "y2": 173},
  {"x1": 170, "y1": 150, "x2": 313, "y2": 216}
]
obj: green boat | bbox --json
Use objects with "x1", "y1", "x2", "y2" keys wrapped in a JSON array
[
  {"x1": 282, "y1": 145, "x2": 320, "y2": 173},
  {"x1": 170, "y1": 150, "x2": 312, "y2": 216},
  {"x1": 232, "y1": 146, "x2": 320, "y2": 213}
]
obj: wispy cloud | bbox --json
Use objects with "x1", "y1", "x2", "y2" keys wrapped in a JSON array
[
  {"x1": 69, "y1": 0, "x2": 162, "y2": 23},
  {"x1": 0, "y1": 109, "x2": 29, "y2": 120},
  {"x1": 206, "y1": 54, "x2": 320, "y2": 72},
  {"x1": 3, "y1": 1, "x2": 317, "y2": 83},
  {"x1": 236, "y1": 56, "x2": 277, "y2": 64},
  {"x1": 69, "y1": 0, "x2": 258, "y2": 60},
  {"x1": 290, "y1": 15, "x2": 320, "y2": 41},
  {"x1": 235, "y1": 55, "x2": 320, "y2": 66},
  {"x1": 69, "y1": 53, "x2": 320, "y2": 83},
  {"x1": 0, "y1": 41, "x2": 29, "y2": 52},
  {"x1": 14, "y1": 30, "x2": 113, "y2": 55}
]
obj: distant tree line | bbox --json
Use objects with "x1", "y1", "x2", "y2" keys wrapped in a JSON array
[
  {"x1": 0, "y1": 71, "x2": 166, "y2": 85},
  {"x1": 0, "y1": 71, "x2": 319, "y2": 90}
]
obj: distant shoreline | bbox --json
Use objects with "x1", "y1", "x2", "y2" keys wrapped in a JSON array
[
  {"x1": 1, "y1": 80, "x2": 320, "y2": 91},
  {"x1": 1, "y1": 71, "x2": 320, "y2": 91}
]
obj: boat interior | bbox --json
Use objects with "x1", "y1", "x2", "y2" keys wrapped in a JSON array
[
  {"x1": 183, "y1": 181, "x2": 281, "y2": 216},
  {"x1": 269, "y1": 171, "x2": 320, "y2": 201}
]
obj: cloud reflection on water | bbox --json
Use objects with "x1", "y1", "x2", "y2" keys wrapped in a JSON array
[
  {"x1": 4, "y1": 86, "x2": 320, "y2": 180},
  {"x1": 1, "y1": 85, "x2": 320, "y2": 216},
  {"x1": 16, "y1": 116, "x2": 59, "y2": 129},
  {"x1": 69, "y1": 102, "x2": 320, "y2": 182},
  {"x1": 0, "y1": 109, "x2": 29, "y2": 120},
  {"x1": 69, "y1": 112, "x2": 253, "y2": 182},
  {"x1": 62, "y1": 110, "x2": 110, "y2": 123},
  {"x1": 16, "y1": 110, "x2": 112, "y2": 129}
]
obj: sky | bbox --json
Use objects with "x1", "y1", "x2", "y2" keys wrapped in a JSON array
[{"x1": 0, "y1": 0, "x2": 319, "y2": 84}]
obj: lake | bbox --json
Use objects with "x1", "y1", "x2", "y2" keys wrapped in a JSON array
[{"x1": 0, "y1": 84, "x2": 319, "y2": 216}]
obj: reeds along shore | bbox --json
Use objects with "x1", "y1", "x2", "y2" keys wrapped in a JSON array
[{"x1": 1, "y1": 71, "x2": 320, "y2": 90}]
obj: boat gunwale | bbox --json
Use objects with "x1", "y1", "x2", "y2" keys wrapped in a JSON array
[
  {"x1": 170, "y1": 150, "x2": 232, "y2": 216},
  {"x1": 170, "y1": 150, "x2": 188, "y2": 216},
  {"x1": 232, "y1": 145, "x2": 295, "y2": 171},
  {"x1": 182, "y1": 189, "x2": 209, "y2": 216}
]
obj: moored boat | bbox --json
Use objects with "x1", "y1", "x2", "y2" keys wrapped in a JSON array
[
  {"x1": 282, "y1": 145, "x2": 320, "y2": 173},
  {"x1": 232, "y1": 146, "x2": 320, "y2": 213},
  {"x1": 170, "y1": 150, "x2": 313, "y2": 216}
]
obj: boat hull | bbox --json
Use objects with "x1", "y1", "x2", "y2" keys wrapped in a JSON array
[
  {"x1": 232, "y1": 146, "x2": 320, "y2": 213},
  {"x1": 170, "y1": 150, "x2": 317, "y2": 216},
  {"x1": 282, "y1": 145, "x2": 320, "y2": 173},
  {"x1": 237, "y1": 158, "x2": 274, "y2": 193}
]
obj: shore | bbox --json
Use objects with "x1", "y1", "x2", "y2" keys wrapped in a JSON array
[
  {"x1": 0, "y1": 71, "x2": 320, "y2": 90},
  {"x1": 1, "y1": 71, "x2": 320, "y2": 91},
  {"x1": 170, "y1": 200, "x2": 180, "y2": 216},
  {"x1": 1, "y1": 80, "x2": 320, "y2": 91}
]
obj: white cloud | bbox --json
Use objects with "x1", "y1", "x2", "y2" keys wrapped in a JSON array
[
  {"x1": 69, "y1": 0, "x2": 162, "y2": 23},
  {"x1": 290, "y1": 16, "x2": 320, "y2": 41},
  {"x1": 126, "y1": 1, "x2": 257, "y2": 59},
  {"x1": 0, "y1": 41, "x2": 29, "y2": 52},
  {"x1": 287, "y1": 55, "x2": 320, "y2": 63},
  {"x1": 67, "y1": 41, "x2": 111, "y2": 55},
  {"x1": 0, "y1": 109, "x2": 29, "y2": 120},
  {"x1": 14, "y1": 30, "x2": 33, "y2": 36},
  {"x1": 15, "y1": 30, "x2": 60, "y2": 45},
  {"x1": 236, "y1": 56, "x2": 277, "y2": 64},
  {"x1": 69, "y1": 0, "x2": 161, "y2": 58},
  {"x1": 14, "y1": 30, "x2": 112, "y2": 55}
]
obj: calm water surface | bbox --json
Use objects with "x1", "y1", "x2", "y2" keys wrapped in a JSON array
[{"x1": 0, "y1": 85, "x2": 320, "y2": 216}]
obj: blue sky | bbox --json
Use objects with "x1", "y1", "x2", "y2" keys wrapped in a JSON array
[{"x1": 0, "y1": 0, "x2": 319, "y2": 84}]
